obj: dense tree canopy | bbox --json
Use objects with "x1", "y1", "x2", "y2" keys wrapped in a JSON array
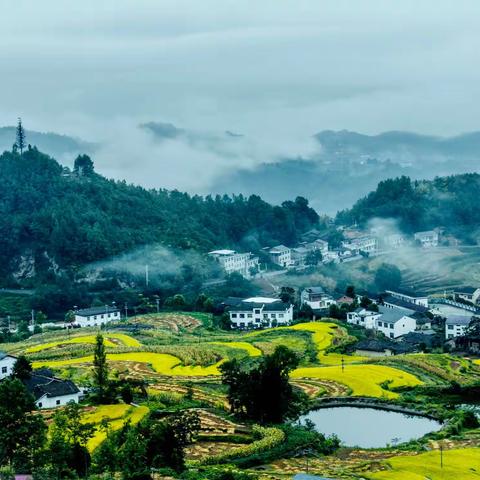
[
  {"x1": 0, "y1": 148, "x2": 320, "y2": 281},
  {"x1": 336, "y1": 174, "x2": 480, "y2": 242}
]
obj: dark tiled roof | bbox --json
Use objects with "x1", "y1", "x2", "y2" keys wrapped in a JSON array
[
  {"x1": 24, "y1": 370, "x2": 80, "y2": 400},
  {"x1": 221, "y1": 297, "x2": 244, "y2": 307},
  {"x1": 382, "y1": 295, "x2": 429, "y2": 313},
  {"x1": 0, "y1": 351, "x2": 16, "y2": 360},
  {"x1": 454, "y1": 286, "x2": 479, "y2": 294},
  {"x1": 304, "y1": 287, "x2": 325, "y2": 295},
  {"x1": 76, "y1": 306, "x2": 119, "y2": 316},
  {"x1": 355, "y1": 339, "x2": 412, "y2": 354}
]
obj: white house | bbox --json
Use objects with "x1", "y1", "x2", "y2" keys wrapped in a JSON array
[
  {"x1": 375, "y1": 306, "x2": 416, "y2": 339},
  {"x1": 301, "y1": 287, "x2": 336, "y2": 310},
  {"x1": 453, "y1": 287, "x2": 480, "y2": 305},
  {"x1": 228, "y1": 297, "x2": 293, "y2": 329},
  {"x1": 0, "y1": 351, "x2": 17, "y2": 380},
  {"x1": 74, "y1": 306, "x2": 120, "y2": 328},
  {"x1": 291, "y1": 246, "x2": 310, "y2": 267},
  {"x1": 303, "y1": 239, "x2": 329, "y2": 256},
  {"x1": 208, "y1": 249, "x2": 259, "y2": 278},
  {"x1": 385, "y1": 289, "x2": 429, "y2": 308},
  {"x1": 342, "y1": 236, "x2": 378, "y2": 255},
  {"x1": 268, "y1": 245, "x2": 292, "y2": 268},
  {"x1": 347, "y1": 308, "x2": 382, "y2": 329},
  {"x1": 445, "y1": 316, "x2": 472, "y2": 339},
  {"x1": 384, "y1": 234, "x2": 408, "y2": 249},
  {"x1": 25, "y1": 368, "x2": 81, "y2": 409},
  {"x1": 414, "y1": 230, "x2": 439, "y2": 248}
]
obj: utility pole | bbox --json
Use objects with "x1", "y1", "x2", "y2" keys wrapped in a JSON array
[
  {"x1": 124, "y1": 302, "x2": 128, "y2": 320},
  {"x1": 341, "y1": 356, "x2": 345, "y2": 372},
  {"x1": 145, "y1": 264, "x2": 149, "y2": 288},
  {"x1": 155, "y1": 297, "x2": 160, "y2": 313},
  {"x1": 440, "y1": 444, "x2": 443, "y2": 468},
  {"x1": 31, "y1": 309, "x2": 35, "y2": 327}
]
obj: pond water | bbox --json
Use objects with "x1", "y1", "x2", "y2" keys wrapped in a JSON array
[{"x1": 301, "y1": 406, "x2": 442, "y2": 448}]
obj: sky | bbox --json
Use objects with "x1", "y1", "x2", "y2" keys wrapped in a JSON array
[{"x1": 1, "y1": 1, "x2": 480, "y2": 191}]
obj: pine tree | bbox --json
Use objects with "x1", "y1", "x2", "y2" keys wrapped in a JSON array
[{"x1": 15, "y1": 117, "x2": 26, "y2": 154}]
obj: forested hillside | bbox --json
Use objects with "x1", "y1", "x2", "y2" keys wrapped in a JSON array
[
  {"x1": 336, "y1": 174, "x2": 480, "y2": 242},
  {"x1": 0, "y1": 147, "x2": 320, "y2": 281}
]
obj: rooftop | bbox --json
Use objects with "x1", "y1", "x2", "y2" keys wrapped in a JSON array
[
  {"x1": 304, "y1": 286, "x2": 325, "y2": 295},
  {"x1": 24, "y1": 369, "x2": 80, "y2": 400},
  {"x1": 209, "y1": 249, "x2": 236, "y2": 255},
  {"x1": 382, "y1": 294, "x2": 429, "y2": 313},
  {"x1": 454, "y1": 286, "x2": 479, "y2": 294},
  {"x1": 0, "y1": 351, "x2": 16, "y2": 361},
  {"x1": 446, "y1": 316, "x2": 472, "y2": 326},
  {"x1": 243, "y1": 297, "x2": 280, "y2": 304},
  {"x1": 230, "y1": 301, "x2": 291, "y2": 312},
  {"x1": 378, "y1": 306, "x2": 415, "y2": 323},
  {"x1": 76, "y1": 306, "x2": 119, "y2": 316},
  {"x1": 269, "y1": 245, "x2": 290, "y2": 253}
]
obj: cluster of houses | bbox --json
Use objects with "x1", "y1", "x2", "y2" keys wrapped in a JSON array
[
  {"x1": 0, "y1": 352, "x2": 81, "y2": 409},
  {"x1": 209, "y1": 227, "x2": 444, "y2": 279}
]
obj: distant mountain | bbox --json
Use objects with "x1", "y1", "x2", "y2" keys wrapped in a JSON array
[
  {"x1": 211, "y1": 130, "x2": 480, "y2": 215},
  {"x1": 0, "y1": 127, "x2": 96, "y2": 163}
]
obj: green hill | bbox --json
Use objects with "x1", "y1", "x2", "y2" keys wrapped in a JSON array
[
  {"x1": 0, "y1": 147, "x2": 320, "y2": 283},
  {"x1": 336, "y1": 174, "x2": 480, "y2": 242}
]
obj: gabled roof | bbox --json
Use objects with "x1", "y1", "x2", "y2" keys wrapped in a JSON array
[
  {"x1": 382, "y1": 295, "x2": 429, "y2": 313},
  {"x1": 446, "y1": 315, "x2": 472, "y2": 326},
  {"x1": 304, "y1": 286, "x2": 325, "y2": 295},
  {"x1": 269, "y1": 245, "x2": 290, "y2": 253},
  {"x1": 355, "y1": 339, "x2": 412, "y2": 354},
  {"x1": 454, "y1": 286, "x2": 479, "y2": 294},
  {"x1": 378, "y1": 306, "x2": 415, "y2": 323},
  {"x1": 0, "y1": 351, "x2": 16, "y2": 361},
  {"x1": 76, "y1": 306, "x2": 119, "y2": 316},
  {"x1": 24, "y1": 370, "x2": 80, "y2": 400}
]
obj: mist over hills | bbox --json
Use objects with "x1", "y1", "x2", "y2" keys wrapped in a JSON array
[
  {"x1": 3, "y1": 123, "x2": 480, "y2": 216},
  {"x1": 0, "y1": 126, "x2": 96, "y2": 163}
]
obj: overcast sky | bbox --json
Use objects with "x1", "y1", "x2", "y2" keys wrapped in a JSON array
[{"x1": 1, "y1": 1, "x2": 480, "y2": 190}]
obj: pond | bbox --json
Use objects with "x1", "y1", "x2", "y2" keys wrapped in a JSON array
[{"x1": 301, "y1": 406, "x2": 442, "y2": 448}]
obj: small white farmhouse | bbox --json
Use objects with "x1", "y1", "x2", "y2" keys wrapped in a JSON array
[
  {"x1": 301, "y1": 287, "x2": 336, "y2": 310},
  {"x1": 375, "y1": 306, "x2": 416, "y2": 339},
  {"x1": 0, "y1": 351, "x2": 17, "y2": 380},
  {"x1": 347, "y1": 308, "x2": 382, "y2": 329},
  {"x1": 25, "y1": 368, "x2": 81, "y2": 409},
  {"x1": 228, "y1": 297, "x2": 293, "y2": 329},
  {"x1": 74, "y1": 306, "x2": 120, "y2": 328},
  {"x1": 445, "y1": 315, "x2": 472, "y2": 339}
]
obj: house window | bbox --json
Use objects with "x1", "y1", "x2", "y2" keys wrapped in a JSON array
[
  {"x1": 263, "y1": 314, "x2": 268, "y2": 319},
  {"x1": 279, "y1": 314, "x2": 284, "y2": 318},
  {"x1": 447, "y1": 325, "x2": 453, "y2": 330},
  {"x1": 254, "y1": 309, "x2": 261, "y2": 314},
  {"x1": 1, "y1": 367, "x2": 7, "y2": 374},
  {"x1": 231, "y1": 314, "x2": 237, "y2": 318},
  {"x1": 38, "y1": 402, "x2": 42, "y2": 408},
  {"x1": 239, "y1": 314, "x2": 245, "y2": 318},
  {"x1": 56, "y1": 399, "x2": 61, "y2": 405},
  {"x1": 247, "y1": 314, "x2": 252, "y2": 318},
  {"x1": 93, "y1": 316, "x2": 97, "y2": 320},
  {"x1": 271, "y1": 314, "x2": 276, "y2": 319},
  {"x1": 389, "y1": 324, "x2": 394, "y2": 329},
  {"x1": 389, "y1": 333, "x2": 394, "y2": 338}
]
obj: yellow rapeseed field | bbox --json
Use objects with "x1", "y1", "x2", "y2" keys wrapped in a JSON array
[
  {"x1": 291, "y1": 364, "x2": 422, "y2": 398},
  {"x1": 26, "y1": 332, "x2": 141, "y2": 353},
  {"x1": 81, "y1": 404, "x2": 149, "y2": 451},
  {"x1": 366, "y1": 448, "x2": 480, "y2": 479}
]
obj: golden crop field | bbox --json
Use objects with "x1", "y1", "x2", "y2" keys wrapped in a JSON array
[
  {"x1": 209, "y1": 341, "x2": 262, "y2": 357},
  {"x1": 81, "y1": 404, "x2": 149, "y2": 451},
  {"x1": 26, "y1": 332, "x2": 141, "y2": 353},
  {"x1": 291, "y1": 364, "x2": 423, "y2": 398},
  {"x1": 367, "y1": 448, "x2": 480, "y2": 480}
]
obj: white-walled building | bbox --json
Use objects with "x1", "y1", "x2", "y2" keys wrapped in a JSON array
[
  {"x1": 347, "y1": 308, "x2": 382, "y2": 329},
  {"x1": 453, "y1": 287, "x2": 480, "y2": 305},
  {"x1": 385, "y1": 290, "x2": 429, "y2": 308},
  {"x1": 301, "y1": 287, "x2": 336, "y2": 310},
  {"x1": 0, "y1": 352, "x2": 16, "y2": 380},
  {"x1": 228, "y1": 297, "x2": 293, "y2": 329},
  {"x1": 25, "y1": 368, "x2": 81, "y2": 409},
  {"x1": 268, "y1": 245, "x2": 292, "y2": 268},
  {"x1": 445, "y1": 316, "x2": 472, "y2": 339},
  {"x1": 208, "y1": 250, "x2": 259, "y2": 278},
  {"x1": 74, "y1": 306, "x2": 120, "y2": 328},
  {"x1": 375, "y1": 307, "x2": 416, "y2": 339},
  {"x1": 414, "y1": 230, "x2": 439, "y2": 248},
  {"x1": 342, "y1": 236, "x2": 378, "y2": 255}
]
